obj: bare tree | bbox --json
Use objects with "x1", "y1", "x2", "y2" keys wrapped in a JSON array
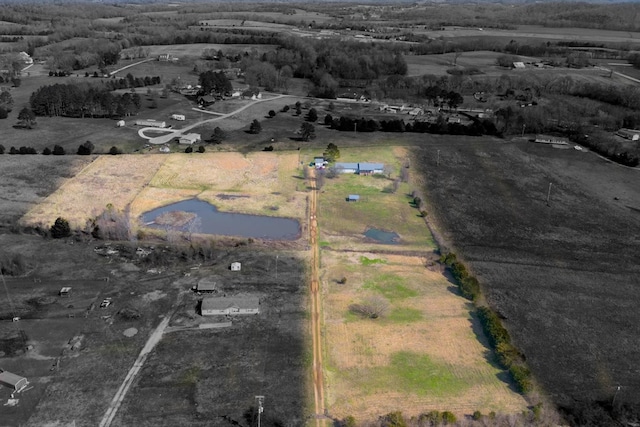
[{"x1": 349, "y1": 295, "x2": 390, "y2": 319}]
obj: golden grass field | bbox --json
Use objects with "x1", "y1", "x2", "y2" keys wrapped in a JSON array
[
  {"x1": 21, "y1": 152, "x2": 306, "y2": 232},
  {"x1": 321, "y1": 251, "x2": 529, "y2": 420}
]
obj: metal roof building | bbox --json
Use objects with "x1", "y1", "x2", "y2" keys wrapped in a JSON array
[{"x1": 0, "y1": 370, "x2": 28, "y2": 392}]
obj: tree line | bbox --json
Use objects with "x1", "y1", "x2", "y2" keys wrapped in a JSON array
[{"x1": 30, "y1": 83, "x2": 141, "y2": 118}]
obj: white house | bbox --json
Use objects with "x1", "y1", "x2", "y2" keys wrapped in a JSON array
[
  {"x1": 179, "y1": 133, "x2": 201, "y2": 145},
  {"x1": 201, "y1": 296, "x2": 259, "y2": 316},
  {"x1": 230, "y1": 262, "x2": 241, "y2": 271},
  {"x1": 334, "y1": 162, "x2": 359, "y2": 174}
]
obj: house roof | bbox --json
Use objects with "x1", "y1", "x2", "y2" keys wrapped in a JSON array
[
  {"x1": 197, "y1": 280, "x2": 217, "y2": 291},
  {"x1": 180, "y1": 133, "x2": 200, "y2": 141},
  {"x1": 0, "y1": 370, "x2": 27, "y2": 387},
  {"x1": 348, "y1": 194, "x2": 360, "y2": 200},
  {"x1": 335, "y1": 162, "x2": 358, "y2": 170},
  {"x1": 202, "y1": 296, "x2": 259, "y2": 311},
  {"x1": 198, "y1": 95, "x2": 216, "y2": 102},
  {"x1": 359, "y1": 163, "x2": 384, "y2": 171}
]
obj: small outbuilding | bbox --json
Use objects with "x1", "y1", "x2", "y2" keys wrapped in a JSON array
[
  {"x1": 347, "y1": 194, "x2": 360, "y2": 202},
  {"x1": 171, "y1": 114, "x2": 186, "y2": 121},
  {"x1": 230, "y1": 262, "x2": 241, "y2": 271},
  {"x1": 358, "y1": 163, "x2": 384, "y2": 175},
  {"x1": 59, "y1": 287, "x2": 72, "y2": 297},
  {"x1": 116, "y1": 120, "x2": 125, "y2": 127},
  {"x1": 195, "y1": 279, "x2": 217, "y2": 293},
  {"x1": 0, "y1": 370, "x2": 28, "y2": 392},
  {"x1": 201, "y1": 296, "x2": 260, "y2": 316}
]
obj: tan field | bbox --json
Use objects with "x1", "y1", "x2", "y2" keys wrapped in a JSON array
[
  {"x1": 20, "y1": 152, "x2": 306, "y2": 232},
  {"x1": 321, "y1": 251, "x2": 528, "y2": 420}
]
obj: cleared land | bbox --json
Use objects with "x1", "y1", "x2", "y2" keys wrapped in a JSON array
[
  {"x1": 20, "y1": 152, "x2": 307, "y2": 234},
  {"x1": 412, "y1": 137, "x2": 640, "y2": 407},
  {"x1": 316, "y1": 146, "x2": 528, "y2": 421}
]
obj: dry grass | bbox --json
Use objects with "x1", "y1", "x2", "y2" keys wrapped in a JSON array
[
  {"x1": 21, "y1": 152, "x2": 306, "y2": 231},
  {"x1": 321, "y1": 251, "x2": 528, "y2": 420}
]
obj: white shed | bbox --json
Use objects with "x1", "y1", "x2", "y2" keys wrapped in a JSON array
[
  {"x1": 231, "y1": 262, "x2": 241, "y2": 271},
  {"x1": 171, "y1": 114, "x2": 186, "y2": 121},
  {"x1": 116, "y1": 120, "x2": 125, "y2": 127},
  {"x1": 179, "y1": 133, "x2": 201, "y2": 145}
]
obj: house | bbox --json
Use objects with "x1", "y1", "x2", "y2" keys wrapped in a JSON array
[
  {"x1": 616, "y1": 128, "x2": 640, "y2": 141},
  {"x1": 59, "y1": 287, "x2": 71, "y2": 297},
  {"x1": 347, "y1": 194, "x2": 360, "y2": 202},
  {"x1": 179, "y1": 133, "x2": 201, "y2": 145},
  {"x1": 535, "y1": 135, "x2": 569, "y2": 145},
  {"x1": 195, "y1": 279, "x2": 217, "y2": 293},
  {"x1": 314, "y1": 157, "x2": 326, "y2": 169},
  {"x1": 513, "y1": 62, "x2": 526, "y2": 69},
  {"x1": 197, "y1": 96, "x2": 216, "y2": 107},
  {"x1": 0, "y1": 370, "x2": 28, "y2": 392},
  {"x1": 230, "y1": 262, "x2": 241, "y2": 271},
  {"x1": 17, "y1": 51, "x2": 33, "y2": 65},
  {"x1": 201, "y1": 296, "x2": 260, "y2": 316},
  {"x1": 358, "y1": 163, "x2": 385, "y2": 175},
  {"x1": 408, "y1": 108, "x2": 423, "y2": 116},
  {"x1": 171, "y1": 114, "x2": 185, "y2": 121},
  {"x1": 158, "y1": 53, "x2": 175, "y2": 62},
  {"x1": 334, "y1": 162, "x2": 359, "y2": 174},
  {"x1": 135, "y1": 119, "x2": 167, "y2": 128}
]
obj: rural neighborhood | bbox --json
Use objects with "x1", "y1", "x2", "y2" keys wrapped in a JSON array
[{"x1": 1, "y1": 1, "x2": 640, "y2": 427}]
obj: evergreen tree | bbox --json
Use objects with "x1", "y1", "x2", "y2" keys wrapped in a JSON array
[{"x1": 50, "y1": 217, "x2": 71, "y2": 238}]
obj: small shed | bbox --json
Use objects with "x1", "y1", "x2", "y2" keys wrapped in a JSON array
[
  {"x1": 201, "y1": 296, "x2": 260, "y2": 316},
  {"x1": 59, "y1": 287, "x2": 72, "y2": 297},
  {"x1": 116, "y1": 120, "x2": 125, "y2": 127},
  {"x1": 513, "y1": 62, "x2": 525, "y2": 69},
  {"x1": 171, "y1": 114, "x2": 186, "y2": 121},
  {"x1": 347, "y1": 194, "x2": 360, "y2": 202},
  {"x1": 230, "y1": 262, "x2": 241, "y2": 271},
  {"x1": 197, "y1": 96, "x2": 216, "y2": 107},
  {"x1": 0, "y1": 370, "x2": 28, "y2": 392},
  {"x1": 314, "y1": 157, "x2": 326, "y2": 169}
]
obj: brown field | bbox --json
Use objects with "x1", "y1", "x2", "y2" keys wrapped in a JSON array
[
  {"x1": 142, "y1": 43, "x2": 279, "y2": 58},
  {"x1": 20, "y1": 152, "x2": 307, "y2": 233},
  {"x1": 411, "y1": 136, "x2": 640, "y2": 408},
  {"x1": 322, "y1": 250, "x2": 528, "y2": 420}
]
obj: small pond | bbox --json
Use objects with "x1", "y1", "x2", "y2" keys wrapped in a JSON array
[
  {"x1": 141, "y1": 199, "x2": 300, "y2": 240},
  {"x1": 364, "y1": 228, "x2": 400, "y2": 244}
]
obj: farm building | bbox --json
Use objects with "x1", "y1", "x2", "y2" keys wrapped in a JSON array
[
  {"x1": 513, "y1": 62, "x2": 526, "y2": 69},
  {"x1": 347, "y1": 194, "x2": 360, "y2": 202},
  {"x1": 314, "y1": 157, "x2": 327, "y2": 169},
  {"x1": 116, "y1": 120, "x2": 125, "y2": 127},
  {"x1": 158, "y1": 54, "x2": 176, "y2": 62},
  {"x1": 179, "y1": 133, "x2": 201, "y2": 145},
  {"x1": 535, "y1": 135, "x2": 569, "y2": 145},
  {"x1": 616, "y1": 128, "x2": 640, "y2": 141},
  {"x1": 201, "y1": 296, "x2": 260, "y2": 316},
  {"x1": 333, "y1": 162, "x2": 385, "y2": 175},
  {"x1": 171, "y1": 114, "x2": 186, "y2": 121},
  {"x1": 135, "y1": 119, "x2": 167, "y2": 128},
  {"x1": 0, "y1": 370, "x2": 28, "y2": 392},
  {"x1": 59, "y1": 287, "x2": 71, "y2": 297},
  {"x1": 195, "y1": 279, "x2": 217, "y2": 293},
  {"x1": 230, "y1": 262, "x2": 241, "y2": 271},
  {"x1": 358, "y1": 163, "x2": 385, "y2": 175}
]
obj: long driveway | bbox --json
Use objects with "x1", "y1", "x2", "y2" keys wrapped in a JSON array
[{"x1": 138, "y1": 94, "x2": 288, "y2": 144}]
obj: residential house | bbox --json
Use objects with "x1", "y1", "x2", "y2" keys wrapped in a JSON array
[
  {"x1": 201, "y1": 296, "x2": 260, "y2": 316},
  {"x1": 197, "y1": 96, "x2": 216, "y2": 107}
]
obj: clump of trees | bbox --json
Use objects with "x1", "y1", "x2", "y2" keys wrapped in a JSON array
[
  {"x1": 50, "y1": 217, "x2": 71, "y2": 239},
  {"x1": 249, "y1": 119, "x2": 262, "y2": 134},
  {"x1": 30, "y1": 83, "x2": 141, "y2": 118},
  {"x1": 77, "y1": 141, "x2": 95, "y2": 155},
  {"x1": 349, "y1": 295, "x2": 390, "y2": 319}
]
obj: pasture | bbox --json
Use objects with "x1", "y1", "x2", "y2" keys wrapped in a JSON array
[
  {"x1": 142, "y1": 43, "x2": 279, "y2": 58},
  {"x1": 321, "y1": 250, "x2": 528, "y2": 420},
  {"x1": 20, "y1": 152, "x2": 307, "y2": 236}
]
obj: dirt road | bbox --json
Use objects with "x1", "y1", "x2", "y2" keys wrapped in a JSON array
[
  {"x1": 308, "y1": 167, "x2": 327, "y2": 426},
  {"x1": 98, "y1": 316, "x2": 171, "y2": 427}
]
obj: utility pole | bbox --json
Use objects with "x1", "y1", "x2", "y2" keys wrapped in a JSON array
[
  {"x1": 354, "y1": 122, "x2": 357, "y2": 134},
  {"x1": 275, "y1": 255, "x2": 278, "y2": 280},
  {"x1": 436, "y1": 149, "x2": 440, "y2": 166},
  {"x1": 255, "y1": 396, "x2": 264, "y2": 427},
  {"x1": 546, "y1": 182, "x2": 552, "y2": 206},
  {"x1": 612, "y1": 386, "x2": 621, "y2": 406},
  {"x1": 521, "y1": 123, "x2": 526, "y2": 138}
]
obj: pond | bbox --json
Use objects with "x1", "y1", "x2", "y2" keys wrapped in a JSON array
[
  {"x1": 141, "y1": 199, "x2": 301, "y2": 240},
  {"x1": 363, "y1": 228, "x2": 400, "y2": 244}
]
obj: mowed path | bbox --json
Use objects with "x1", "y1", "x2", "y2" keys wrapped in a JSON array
[{"x1": 308, "y1": 168, "x2": 327, "y2": 426}]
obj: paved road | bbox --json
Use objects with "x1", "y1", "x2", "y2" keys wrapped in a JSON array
[{"x1": 139, "y1": 94, "x2": 289, "y2": 145}]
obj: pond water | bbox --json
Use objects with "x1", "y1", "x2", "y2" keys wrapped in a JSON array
[
  {"x1": 141, "y1": 199, "x2": 300, "y2": 240},
  {"x1": 363, "y1": 228, "x2": 400, "y2": 244}
]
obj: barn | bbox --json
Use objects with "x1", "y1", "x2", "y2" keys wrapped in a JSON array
[
  {"x1": 334, "y1": 162, "x2": 359, "y2": 174},
  {"x1": 0, "y1": 370, "x2": 28, "y2": 392},
  {"x1": 201, "y1": 296, "x2": 260, "y2": 316}
]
